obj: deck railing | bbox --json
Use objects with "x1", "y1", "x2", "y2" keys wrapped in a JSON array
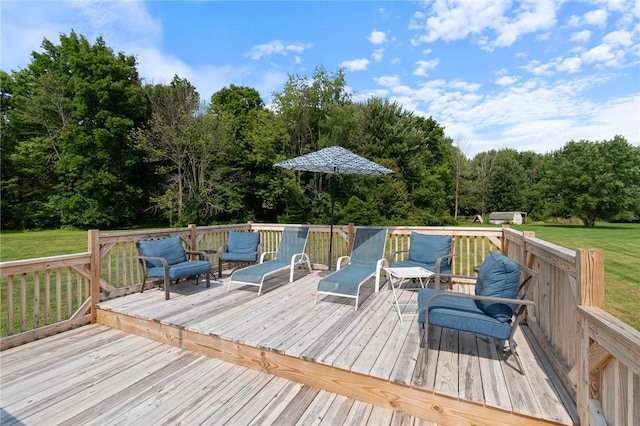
[{"x1": 1, "y1": 223, "x2": 638, "y2": 425}]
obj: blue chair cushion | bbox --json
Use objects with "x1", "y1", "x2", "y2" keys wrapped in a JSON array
[
  {"x1": 395, "y1": 232, "x2": 451, "y2": 272},
  {"x1": 138, "y1": 236, "x2": 187, "y2": 268},
  {"x1": 147, "y1": 260, "x2": 212, "y2": 280},
  {"x1": 222, "y1": 231, "x2": 259, "y2": 261},
  {"x1": 418, "y1": 288, "x2": 512, "y2": 340},
  {"x1": 475, "y1": 251, "x2": 520, "y2": 322}
]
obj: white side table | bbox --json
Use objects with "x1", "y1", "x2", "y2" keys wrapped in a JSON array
[{"x1": 384, "y1": 267, "x2": 434, "y2": 324}]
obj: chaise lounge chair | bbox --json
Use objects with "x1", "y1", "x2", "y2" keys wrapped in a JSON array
[
  {"x1": 228, "y1": 226, "x2": 311, "y2": 296},
  {"x1": 315, "y1": 227, "x2": 388, "y2": 310}
]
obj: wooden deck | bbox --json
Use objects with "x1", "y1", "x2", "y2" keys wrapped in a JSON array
[
  {"x1": 1, "y1": 325, "x2": 429, "y2": 425},
  {"x1": 2, "y1": 270, "x2": 579, "y2": 425}
]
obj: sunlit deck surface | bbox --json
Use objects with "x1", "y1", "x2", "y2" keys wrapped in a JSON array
[{"x1": 2, "y1": 270, "x2": 579, "y2": 425}]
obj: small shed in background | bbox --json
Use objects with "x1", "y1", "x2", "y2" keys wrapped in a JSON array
[{"x1": 488, "y1": 211, "x2": 527, "y2": 225}]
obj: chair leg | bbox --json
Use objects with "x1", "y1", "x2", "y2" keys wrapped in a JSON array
[
  {"x1": 505, "y1": 338, "x2": 525, "y2": 374},
  {"x1": 205, "y1": 271, "x2": 211, "y2": 288},
  {"x1": 164, "y1": 276, "x2": 170, "y2": 300},
  {"x1": 219, "y1": 258, "x2": 223, "y2": 278}
]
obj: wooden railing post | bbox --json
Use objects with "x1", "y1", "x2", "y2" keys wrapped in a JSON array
[
  {"x1": 576, "y1": 248, "x2": 605, "y2": 425},
  {"x1": 188, "y1": 223, "x2": 197, "y2": 252},
  {"x1": 348, "y1": 223, "x2": 355, "y2": 253},
  {"x1": 88, "y1": 229, "x2": 101, "y2": 324},
  {"x1": 500, "y1": 224, "x2": 510, "y2": 256},
  {"x1": 576, "y1": 249, "x2": 605, "y2": 308}
]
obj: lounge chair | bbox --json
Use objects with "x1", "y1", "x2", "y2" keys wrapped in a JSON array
[
  {"x1": 417, "y1": 251, "x2": 538, "y2": 374},
  {"x1": 137, "y1": 236, "x2": 213, "y2": 300},
  {"x1": 315, "y1": 227, "x2": 388, "y2": 310},
  {"x1": 228, "y1": 226, "x2": 311, "y2": 296},
  {"x1": 387, "y1": 232, "x2": 455, "y2": 288}
]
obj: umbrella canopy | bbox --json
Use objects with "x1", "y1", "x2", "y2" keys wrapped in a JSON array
[
  {"x1": 275, "y1": 146, "x2": 393, "y2": 176},
  {"x1": 275, "y1": 146, "x2": 393, "y2": 270}
]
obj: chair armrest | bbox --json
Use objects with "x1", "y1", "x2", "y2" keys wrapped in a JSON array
[
  {"x1": 425, "y1": 291, "x2": 536, "y2": 309},
  {"x1": 423, "y1": 291, "x2": 536, "y2": 329},
  {"x1": 389, "y1": 249, "x2": 409, "y2": 263},
  {"x1": 260, "y1": 250, "x2": 277, "y2": 263},
  {"x1": 336, "y1": 255, "x2": 350, "y2": 271},
  {"x1": 137, "y1": 255, "x2": 170, "y2": 274},
  {"x1": 434, "y1": 253, "x2": 456, "y2": 273},
  {"x1": 185, "y1": 250, "x2": 210, "y2": 261},
  {"x1": 289, "y1": 252, "x2": 309, "y2": 267}
]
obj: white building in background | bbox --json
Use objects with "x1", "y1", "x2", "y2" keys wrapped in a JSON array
[{"x1": 488, "y1": 211, "x2": 527, "y2": 225}]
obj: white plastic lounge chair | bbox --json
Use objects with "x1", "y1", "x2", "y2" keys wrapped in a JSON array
[
  {"x1": 315, "y1": 227, "x2": 388, "y2": 310},
  {"x1": 228, "y1": 226, "x2": 311, "y2": 296}
]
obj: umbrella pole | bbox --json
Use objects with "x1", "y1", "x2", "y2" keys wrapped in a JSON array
[{"x1": 328, "y1": 175, "x2": 336, "y2": 271}]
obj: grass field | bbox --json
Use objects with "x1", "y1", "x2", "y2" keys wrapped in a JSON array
[
  {"x1": 511, "y1": 222, "x2": 640, "y2": 330},
  {"x1": 1, "y1": 223, "x2": 638, "y2": 329}
]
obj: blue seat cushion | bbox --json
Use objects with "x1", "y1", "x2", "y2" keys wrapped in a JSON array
[
  {"x1": 418, "y1": 288, "x2": 512, "y2": 340},
  {"x1": 221, "y1": 231, "x2": 259, "y2": 262},
  {"x1": 138, "y1": 236, "x2": 187, "y2": 268},
  {"x1": 392, "y1": 233, "x2": 451, "y2": 272},
  {"x1": 475, "y1": 251, "x2": 520, "y2": 322},
  {"x1": 147, "y1": 260, "x2": 211, "y2": 280}
]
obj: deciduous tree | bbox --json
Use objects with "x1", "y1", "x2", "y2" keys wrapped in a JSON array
[{"x1": 541, "y1": 136, "x2": 640, "y2": 227}]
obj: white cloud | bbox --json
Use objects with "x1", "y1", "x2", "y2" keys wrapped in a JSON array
[
  {"x1": 340, "y1": 58, "x2": 370, "y2": 71},
  {"x1": 372, "y1": 48, "x2": 385, "y2": 62},
  {"x1": 413, "y1": 59, "x2": 440, "y2": 76},
  {"x1": 369, "y1": 30, "x2": 387, "y2": 44},
  {"x1": 495, "y1": 75, "x2": 519, "y2": 86},
  {"x1": 584, "y1": 9, "x2": 608, "y2": 27},
  {"x1": 245, "y1": 40, "x2": 312, "y2": 60},
  {"x1": 0, "y1": 1, "x2": 160, "y2": 72},
  {"x1": 603, "y1": 30, "x2": 633, "y2": 46},
  {"x1": 570, "y1": 30, "x2": 592, "y2": 43},
  {"x1": 556, "y1": 56, "x2": 583, "y2": 73},
  {"x1": 374, "y1": 75, "x2": 400, "y2": 86},
  {"x1": 410, "y1": 0, "x2": 559, "y2": 49}
]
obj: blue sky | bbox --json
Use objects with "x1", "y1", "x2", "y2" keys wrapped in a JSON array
[{"x1": 1, "y1": 0, "x2": 638, "y2": 156}]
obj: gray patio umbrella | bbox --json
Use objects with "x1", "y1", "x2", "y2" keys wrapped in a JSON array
[{"x1": 275, "y1": 146, "x2": 393, "y2": 270}]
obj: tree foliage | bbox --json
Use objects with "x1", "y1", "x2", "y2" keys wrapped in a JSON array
[
  {"x1": 538, "y1": 136, "x2": 640, "y2": 227},
  {"x1": 2, "y1": 31, "x2": 148, "y2": 228},
  {"x1": 2, "y1": 31, "x2": 638, "y2": 230}
]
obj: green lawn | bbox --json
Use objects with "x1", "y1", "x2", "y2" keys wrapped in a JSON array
[
  {"x1": 0, "y1": 229, "x2": 90, "y2": 261},
  {"x1": 1, "y1": 223, "x2": 638, "y2": 329},
  {"x1": 511, "y1": 222, "x2": 640, "y2": 330}
]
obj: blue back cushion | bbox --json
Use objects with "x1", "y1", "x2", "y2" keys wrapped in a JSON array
[
  {"x1": 227, "y1": 231, "x2": 260, "y2": 253},
  {"x1": 409, "y1": 233, "x2": 451, "y2": 265},
  {"x1": 475, "y1": 251, "x2": 521, "y2": 322},
  {"x1": 138, "y1": 236, "x2": 187, "y2": 268}
]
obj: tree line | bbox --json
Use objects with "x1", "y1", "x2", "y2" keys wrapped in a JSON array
[{"x1": 2, "y1": 32, "x2": 639, "y2": 230}]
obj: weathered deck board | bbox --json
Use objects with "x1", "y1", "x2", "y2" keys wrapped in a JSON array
[
  {"x1": 14, "y1": 271, "x2": 578, "y2": 425},
  {"x1": 0, "y1": 325, "x2": 419, "y2": 426}
]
